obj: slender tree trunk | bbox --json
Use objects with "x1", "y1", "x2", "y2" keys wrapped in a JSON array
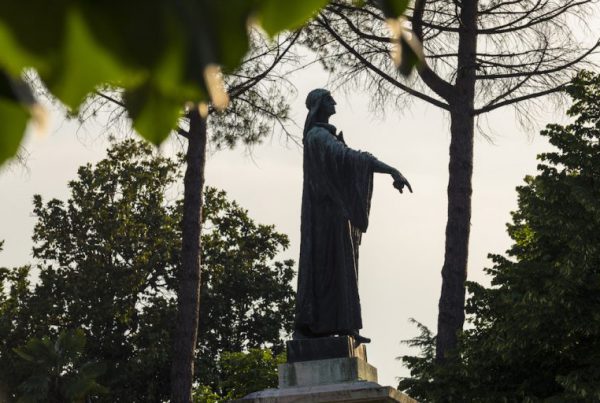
[
  {"x1": 171, "y1": 110, "x2": 207, "y2": 402},
  {"x1": 435, "y1": 0, "x2": 478, "y2": 362}
]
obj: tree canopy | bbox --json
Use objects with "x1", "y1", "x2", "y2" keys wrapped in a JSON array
[
  {"x1": 399, "y1": 71, "x2": 600, "y2": 402},
  {"x1": 0, "y1": 139, "x2": 295, "y2": 402}
]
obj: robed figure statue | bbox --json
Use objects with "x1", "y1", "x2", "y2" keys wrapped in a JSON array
[{"x1": 294, "y1": 89, "x2": 412, "y2": 344}]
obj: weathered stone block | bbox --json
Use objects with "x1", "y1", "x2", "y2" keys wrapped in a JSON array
[{"x1": 279, "y1": 357, "x2": 377, "y2": 388}]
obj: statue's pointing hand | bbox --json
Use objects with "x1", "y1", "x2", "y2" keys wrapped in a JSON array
[
  {"x1": 392, "y1": 170, "x2": 412, "y2": 194},
  {"x1": 369, "y1": 155, "x2": 411, "y2": 194}
]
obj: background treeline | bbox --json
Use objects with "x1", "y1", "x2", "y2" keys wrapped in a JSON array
[{"x1": 0, "y1": 139, "x2": 295, "y2": 402}]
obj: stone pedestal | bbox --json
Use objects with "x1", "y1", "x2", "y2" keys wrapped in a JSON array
[
  {"x1": 229, "y1": 336, "x2": 417, "y2": 403},
  {"x1": 230, "y1": 381, "x2": 416, "y2": 402},
  {"x1": 279, "y1": 357, "x2": 377, "y2": 388}
]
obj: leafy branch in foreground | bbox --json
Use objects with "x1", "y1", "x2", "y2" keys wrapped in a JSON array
[{"x1": 0, "y1": 0, "x2": 415, "y2": 165}]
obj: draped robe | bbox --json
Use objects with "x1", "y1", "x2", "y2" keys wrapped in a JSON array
[{"x1": 295, "y1": 123, "x2": 375, "y2": 334}]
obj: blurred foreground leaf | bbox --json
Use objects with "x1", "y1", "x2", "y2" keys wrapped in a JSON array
[
  {"x1": 258, "y1": 0, "x2": 330, "y2": 36},
  {"x1": 0, "y1": 71, "x2": 31, "y2": 165},
  {"x1": 0, "y1": 99, "x2": 28, "y2": 165},
  {"x1": 376, "y1": 0, "x2": 410, "y2": 18},
  {"x1": 0, "y1": 0, "x2": 414, "y2": 164}
]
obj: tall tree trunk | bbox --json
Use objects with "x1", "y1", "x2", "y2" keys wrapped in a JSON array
[
  {"x1": 436, "y1": 0, "x2": 478, "y2": 362},
  {"x1": 171, "y1": 110, "x2": 207, "y2": 402}
]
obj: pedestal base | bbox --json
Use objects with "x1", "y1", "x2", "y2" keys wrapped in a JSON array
[
  {"x1": 230, "y1": 381, "x2": 416, "y2": 403},
  {"x1": 279, "y1": 357, "x2": 377, "y2": 388},
  {"x1": 228, "y1": 336, "x2": 417, "y2": 403}
]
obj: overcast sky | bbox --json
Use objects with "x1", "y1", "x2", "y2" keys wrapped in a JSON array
[{"x1": 0, "y1": 60, "x2": 568, "y2": 387}]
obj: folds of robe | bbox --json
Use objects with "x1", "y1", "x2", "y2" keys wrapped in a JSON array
[{"x1": 295, "y1": 124, "x2": 375, "y2": 335}]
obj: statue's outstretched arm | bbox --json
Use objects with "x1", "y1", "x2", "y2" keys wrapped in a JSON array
[{"x1": 372, "y1": 158, "x2": 413, "y2": 194}]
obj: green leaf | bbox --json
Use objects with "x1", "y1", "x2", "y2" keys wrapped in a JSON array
[
  {"x1": 23, "y1": 338, "x2": 56, "y2": 365},
  {"x1": 398, "y1": 34, "x2": 423, "y2": 76},
  {"x1": 47, "y1": 7, "x2": 134, "y2": 110},
  {"x1": 375, "y1": 0, "x2": 410, "y2": 18},
  {"x1": 78, "y1": 2, "x2": 170, "y2": 71},
  {"x1": 16, "y1": 375, "x2": 50, "y2": 403},
  {"x1": 124, "y1": 85, "x2": 182, "y2": 145},
  {"x1": 64, "y1": 377, "x2": 109, "y2": 400},
  {"x1": 79, "y1": 361, "x2": 107, "y2": 379},
  {"x1": 64, "y1": 377, "x2": 95, "y2": 399},
  {"x1": 201, "y1": 1, "x2": 253, "y2": 73},
  {"x1": 257, "y1": 0, "x2": 330, "y2": 37},
  {"x1": 0, "y1": 22, "x2": 46, "y2": 77},
  {"x1": 0, "y1": 98, "x2": 28, "y2": 165},
  {"x1": 0, "y1": 70, "x2": 37, "y2": 167},
  {"x1": 0, "y1": 1, "x2": 67, "y2": 77},
  {"x1": 59, "y1": 328, "x2": 86, "y2": 358},
  {"x1": 13, "y1": 347, "x2": 36, "y2": 363}
]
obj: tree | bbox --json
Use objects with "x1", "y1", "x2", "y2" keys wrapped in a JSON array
[
  {"x1": 193, "y1": 349, "x2": 285, "y2": 402},
  {"x1": 13, "y1": 330, "x2": 107, "y2": 403},
  {"x1": 0, "y1": 139, "x2": 295, "y2": 402},
  {"x1": 0, "y1": 245, "x2": 34, "y2": 401},
  {"x1": 197, "y1": 188, "x2": 294, "y2": 388},
  {"x1": 399, "y1": 71, "x2": 600, "y2": 401},
  {"x1": 82, "y1": 32, "x2": 301, "y2": 402},
  {"x1": 304, "y1": 0, "x2": 600, "y2": 360},
  {"x1": 168, "y1": 31, "x2": 300, "y2": 402}
]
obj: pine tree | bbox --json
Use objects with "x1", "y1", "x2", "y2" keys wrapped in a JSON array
[{"x1": 400, "y1": 71, "x2": 600, "y2": 401}]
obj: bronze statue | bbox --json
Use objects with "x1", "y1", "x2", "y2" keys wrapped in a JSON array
[{"x1": 294, "y1": 89, "x2": 412, "y2": 344}]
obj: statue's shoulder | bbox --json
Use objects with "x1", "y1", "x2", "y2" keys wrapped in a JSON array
[
  {"x1": 306, "y1": 125, "x2": 327, "y2": 137},
  {"x1": 306, "y1": 125, "x2": 335, "y2": 144}
]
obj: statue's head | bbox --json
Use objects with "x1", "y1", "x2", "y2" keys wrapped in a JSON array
[
  {"x1": 304, "y1": 89, "x2": 336, "y2": 137},
  {"x1": 305, "y1": 88, "x2": 336, "y2": 119}
]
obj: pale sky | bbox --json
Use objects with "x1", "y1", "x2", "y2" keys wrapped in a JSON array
[{"x1": 0, "y1": 62, "x2": 566, "y2": 388}]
